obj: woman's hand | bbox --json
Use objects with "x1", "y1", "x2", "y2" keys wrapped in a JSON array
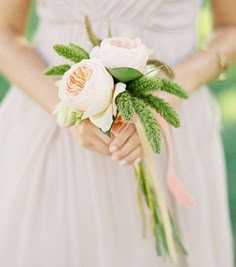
[
  {"x1": 109, "y1": 124, "x2": 143, "y2": 165},
  {"x1": 70, "y1": 120, "x2": 143, "y2": 164},
  {"x1": 69, "y1": 119, "x2": 113, "y2": 156}
]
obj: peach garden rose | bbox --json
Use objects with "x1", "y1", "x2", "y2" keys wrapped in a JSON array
[
  {"x1": 58, "y1": 58, "x2": 126, "y2": 131},
  {"x1": 90, "y1": 37, "x2": 149, "y2": 73}
]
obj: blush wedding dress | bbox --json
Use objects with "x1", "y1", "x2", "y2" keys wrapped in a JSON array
[{"x1": 0, "y1": 0, "x2": 234, "y2": 266}]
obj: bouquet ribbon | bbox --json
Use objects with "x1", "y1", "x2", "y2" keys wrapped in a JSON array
[{"x1": 111, "y1": 115, "x2": 194, "y2": 207}]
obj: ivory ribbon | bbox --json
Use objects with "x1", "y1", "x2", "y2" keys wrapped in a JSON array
[{"x1": 135, "y1": 120, "x2": 178, "y2": 263}]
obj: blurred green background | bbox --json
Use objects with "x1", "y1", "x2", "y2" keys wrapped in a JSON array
[{"x1": 0, "y1": 0, "x2": 235, "y2": 258}]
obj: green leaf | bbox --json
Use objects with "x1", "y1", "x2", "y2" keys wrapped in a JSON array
[
  {"x1": 131, "y1": 96, "x2": 161, "y2": 153},
  {"x1": 53, "y1": 44, "x2": 89, "y2": 63},
  {"x1": 44, "y1": 64, "x2": 71, "y2": 76},
  {"x1": 141, "y1": 94, "x2": 180, "y2": 128},
  {"x1": 104, "y1": 130, "x2": 111, "y2": 137},
  {"x1": 116, "y1": 92, "x2": 134, "y2": 121},
  {"x1": 160, "y1": 79, "x2": 188, "y2": 99},
  {"x1": 127, "y1": 76, "x2": 162, "y2": 95},
  {"x1": 108, "y1": 67, "x2": 144, "y2": 83},
  {"x1": 168, "y1": 212, "x2": 188, "y2": 256},
  {"x1": 136, "y1": 161, "x2": 149, "y2": 205},
  {"x1": 74, "y1": 112, "x2": 83, "y2": 126},
  {"x1": 154, "y1": 219, "x2": 164, "y2": 256}
]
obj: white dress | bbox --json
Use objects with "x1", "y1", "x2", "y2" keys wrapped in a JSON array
[{"x1": 0, "y1": 0, "x2": 234, "y2": 266}]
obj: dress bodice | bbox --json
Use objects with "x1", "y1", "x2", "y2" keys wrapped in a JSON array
[{"x1": 35, "y1": 0, "x2": 203, "y2": 66}]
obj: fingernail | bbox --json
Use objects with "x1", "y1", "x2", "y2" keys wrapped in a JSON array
[
  {"x1": 109, "y1": 146, "x2": 117, "y2": 153},
  {"x1": 119, "y1": 160, "x2": 127, "y2": 166},
  {"x1": 134, "y1": 158, "x2": 141, "y2": 165}
]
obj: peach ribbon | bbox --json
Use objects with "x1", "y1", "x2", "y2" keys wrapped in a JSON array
[
  {"x1": 111, "y1": 115, "x2": 194, "y2": 207},
  {"x1": 157, "y1": 114, "x2": 194, "y2": 206}
]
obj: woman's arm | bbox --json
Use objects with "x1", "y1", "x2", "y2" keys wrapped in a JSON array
[
  {"x1": 0, "y1": 0, "x2": 59, "y2": 113},
  {"x1": 0, "y1": 0, "x2": 117, "y2": 156},
  {"x1": 172, "y1": 0, "x2": 236, "y2": 96}
]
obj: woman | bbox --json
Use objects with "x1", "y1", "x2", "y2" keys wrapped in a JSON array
[{"x1": 0, "y1": 0, "x2": 235, "y2": 266}]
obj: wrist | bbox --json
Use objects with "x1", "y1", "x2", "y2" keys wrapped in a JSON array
[
  {"x1": 172, "y1": 65, "x2": 196, "y2": 93},
  {"x1": 172, "y1": 49, "x2": 223, "y2": 94}
]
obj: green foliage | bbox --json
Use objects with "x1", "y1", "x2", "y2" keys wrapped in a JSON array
[
  {"x1": 116, "y1": 92, "x2": 134, "y2": 121},
  {"x1": 160, "y1": 79, "x2": 188, "y2": 99},
  {"x1": 127, "y1": 76, "x2": 188, "y2": 100},
  {"x1": 153, "y1": 204, "x2": 169, "y2": 255},
  {"x1": 108, "y1": 67, "x2": 144, "y2": 83},
  {"x1": 141, "y1": 94, "x2": 180, "y2": 128},
  {"x1": 136, "y1": 161, "x2": 149, "y2": 205},
  {"x1": 127, "y1": 76, "x2": 162, "y2": 95},
  {"x1": 53, "y1": 43, "x2": 89, "y2": 63},
  {"x1": 104, "y1": 130, "x2": 112, "y2": 137},
  {"x1": 68, "y1": 43, "x2": 90, "y2": 58},
  {"x1": 131, "y1": 96, "x2": 161, "y2": 153},
  {"x1": 135, "y1": 161, "x2": 188, "y2": 258},
  {"x1": 44, "y1": 64, "x2": 71, "y2": 76},
  {"x1": 168, "y1": 212, "x2": 188, "y2": 256},
  {"x1": 74, "y1": 112, "x2": 83, "y2": 126}
]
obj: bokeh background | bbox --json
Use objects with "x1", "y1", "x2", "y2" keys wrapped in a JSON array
[{"x1": 0, "y1": 0, "x2": 235, "y2": 258}]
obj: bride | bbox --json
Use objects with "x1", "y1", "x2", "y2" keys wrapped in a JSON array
[{"x1": 0, "y1": 0, "x2": 235, "y2": 266}]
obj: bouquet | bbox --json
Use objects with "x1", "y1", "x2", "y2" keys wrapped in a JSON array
[{"x1": 44, "y1": 16, "x2": 194, "y2": 264}]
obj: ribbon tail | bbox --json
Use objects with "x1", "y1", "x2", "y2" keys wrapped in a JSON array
[
  {"x1": 157, "y1": 114, "x2": 195, "y2": 207},
  {"x1": 167, "y1": 168, "x2": 195, "y2": 206}
]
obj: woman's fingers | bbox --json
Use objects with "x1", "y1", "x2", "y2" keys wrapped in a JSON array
[
  {"x1": 109, "y1": 124, "x2": 136, "y2": 153},
  {"x1": 94, "y1": 127, "x2": 114, "y2": 145},
  {"x1": 118, "y1": 146, "x2": 143, "y2": 165},
  {"x1": 83, "y1": 119, "x2": 113, "y2": 145},
  {"x1": 70, "y1": 120, "x2": 111, "y2": 155},
  {"x1": 70, "y1": 119, "x2": 143, "y2": 161},
  {"x1": 111, "y1": 130, "x2": 144, "y2": 165},
  {"x1": 79, "y1": 132, "x2": 110, "y2": 155},
  {"x1": 91, "y1": 138, "x2": 111, "y2": 155},
  {"x1": 111, "y1": 131, "x2": 140, "y2": 160},
  {"x1": 82, "y1": 119, "x2": 113, "y2": 145}
]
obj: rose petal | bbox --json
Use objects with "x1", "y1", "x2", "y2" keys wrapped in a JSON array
[
  {"x1": 90, "y1": 103, "x2": 113, "y2": 132},
  {"x1": 94, "y1": 37, "x2": 149, "y2": 72},
  {"x1": 89, "y1": 46, "x2": 100, "y2": 59},
  {"x1": 59, "y1": 61, "x2": 95, "y2": 112},
  {"x1": 112, "y1": 82, "x2": 126, "y2": 116},
  {"x1": 59, "y1": 59, "x2": 114, "y2": 116},
  {"x1": 82, "y1": 62, "x2": 114, "y2": 118}
]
